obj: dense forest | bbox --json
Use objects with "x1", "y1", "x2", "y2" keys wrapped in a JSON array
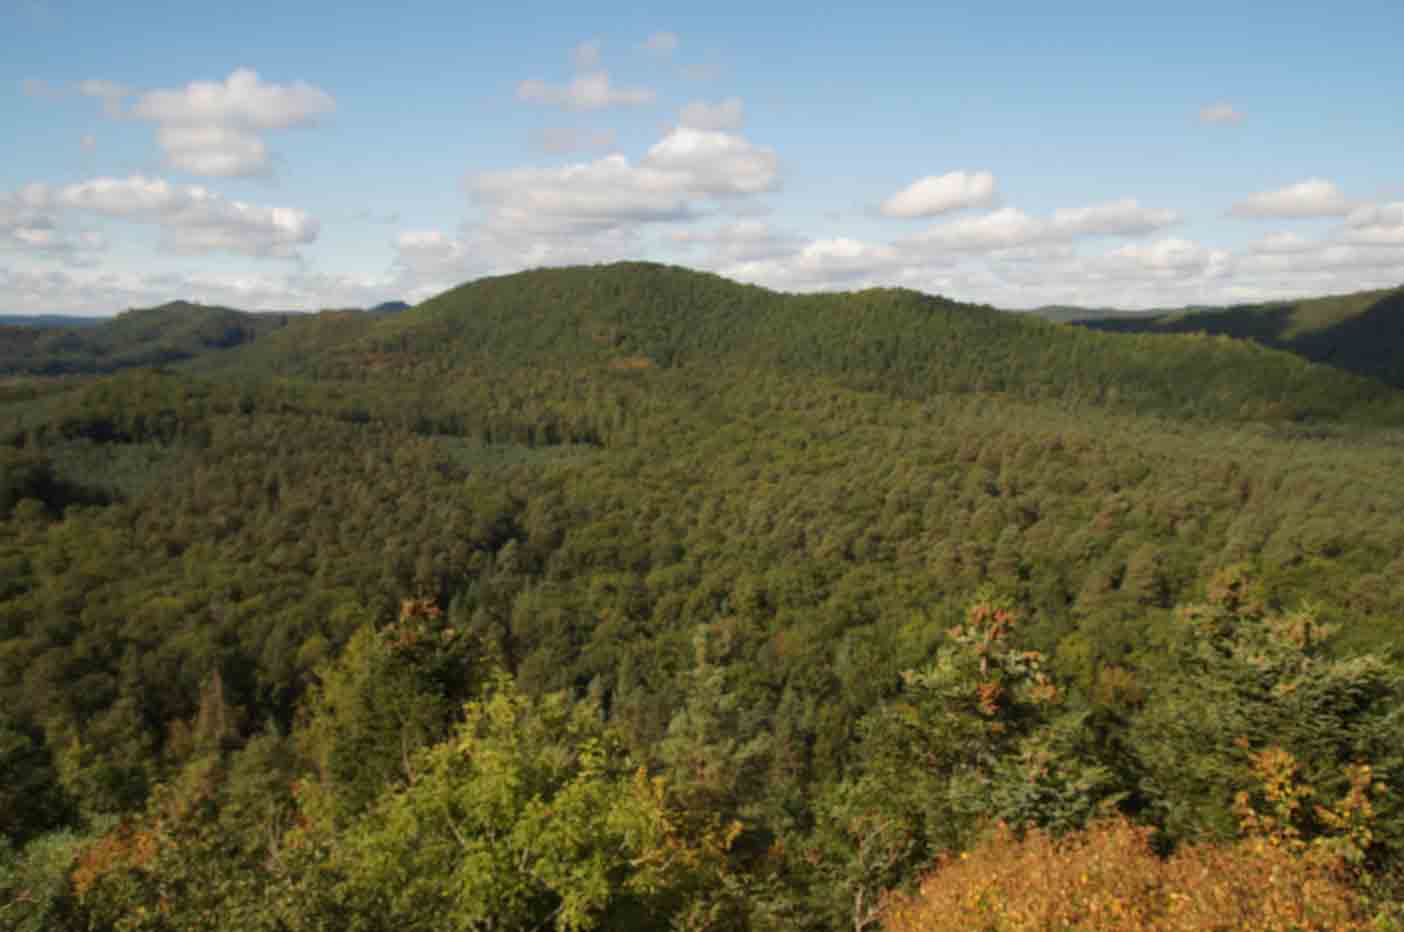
[
  {"x1": 3, "y1": 263, "x2": 1404, "y2": 930},
  {"x1": 0, "y1": 303, "x2": 302, "y2": 377},
  {"x1": 1074, "y1": 286, "x2": 1404, "y2": 390}
]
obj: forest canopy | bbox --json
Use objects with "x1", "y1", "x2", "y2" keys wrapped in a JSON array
[{"x1": 3, "y1": 263, "x2": 1404, "y2": 930}]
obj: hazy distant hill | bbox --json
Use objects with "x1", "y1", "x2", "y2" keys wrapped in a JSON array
[
  {"x1": 1073, "y1": 286, "x2": 1404, "y2": 388},
  {"x1": 0, "y1": 314, "x2": 107, "y2": 328},
  {"x1": 0, "y1": 301, "x2": 301, "y2": 375}
]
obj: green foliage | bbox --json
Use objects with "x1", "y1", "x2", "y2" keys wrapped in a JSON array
[
  {"x1": 1081, "y1": 285, "x2": 1404, "y2": 388},
  {"x1": 0, "y1": 829, "x2": 90, "y2": 932},
  {"x1": 300, "y1": 600, "x2": 484, "y2": 824},
  {"x1": 0, "y1": 302, "x2": 299, "y2": 376},
  {"x1": 4, "y1": 265, "x2": 1404, "y2": 928},
  {"x1": 1131, "y1": 566, "x2": 1404, "y2": 852},
  {"x1": 321, "y1": 676, "x2": 737, "y2": 932}
]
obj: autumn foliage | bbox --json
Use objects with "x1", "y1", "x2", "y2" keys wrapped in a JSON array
[{"x1": 881, "y1": 817, "x2": 1370, "y2": 931}]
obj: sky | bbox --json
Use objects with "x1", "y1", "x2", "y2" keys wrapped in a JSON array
[{"x1": 2, "y1": 0, "x2": 1402, "y2": 315}]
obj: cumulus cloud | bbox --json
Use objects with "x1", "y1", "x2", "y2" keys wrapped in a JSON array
[
  {"x1": 669, "y1": 219, "x2": 801, "y2": 264},
  {"x1": 394, "y1": 230, "x2": 475, "y2": 282},
  {"x1": 57, "y1": 175, "x2": 317, "y2": 257},
  {"x1": 534, "y1": 126, "x2": 618, "y2": 153},
  {"x1": 1199, "y1": 102, "x2": 1244, "y2": 125},
  {"x1": 469, "y1": 127, "x2": 778, "y2": 236},
  {"x1": 1049, "y1": 199, "x2": 1181, "y2": 237},
  {"x1": 730, "y1": 237, "x2": 906, "y2": 287},
  {"x1": 908, "y1": 207, "x2": 1045, "y2": 250},
  {"x1": 644, "y1": 126, "x2": 778, "y2": 195},
  {"x1": 643, "y1": 32, "x2": 679, "y2": 55},
  {"x1": 131, "y1": 68, "x2": 334, "y2": 129},
  {"x1": 881, "y1": 170, "x2": 998, "y2": 218},
  {"x1": 679, "y1": 97, "x2": 744, "y2": 131},
  {"x1": 517, "y1": 70, "x2": 655, "y2": 111},
  {"x1": 0, "y1": 184, "x2": 102, "y2": 263},
  {"x1": 1343, "y1": 202, "x2": 1404, "y2": 245},
  {"x1": 1246, "y1": 231, "x2": 1317, "y2": 254},
  {"x1": 903, "y1": 198, "x2": 1180, "y2": 252},
  {"x1": 94, "y1": 69, "x2": 336, "y2": 177},
  {"x1": 1230, "y1": 178, "x2": 1354, "y2": 218},
  {"x1": 471, "y1": 156, "x2": 697, "y2": 234},
  {"x1": 1097, "y1": 237, "x2": 1231, "y2": 279},
  {"x1": 154, "y1": 124, "x2": 270, "y2": 177}
]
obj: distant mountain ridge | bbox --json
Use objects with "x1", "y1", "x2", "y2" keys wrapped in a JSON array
[
  {"x1": 1069, "y1": 286, "x2": 1404, "y2": 388},
  {"x1": 6, "y1": 269, "x2": 1404, "y2": 425},
  {"x1": 0, "y1": 314, "x2": 107, "y2": 328},
  {"x1": 0, "y1": 301, "x2": 302, "y2": 375}
]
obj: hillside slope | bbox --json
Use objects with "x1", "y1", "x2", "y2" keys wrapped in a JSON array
[
  {"x1": 0, "y1": 301, "x2": 300, "y2": 375},
  {"x1": 280, "y1": 262, "x2": 1403, "y2": 424},
  {"x1": 1076, "y1": 286, "x2": 1404, "y2": 388}
]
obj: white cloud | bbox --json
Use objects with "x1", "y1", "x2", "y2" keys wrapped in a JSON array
[
  {"x1": 1237, "y1": 243, "x2": 1404, "y2": 276},
  {"x1": 571, "y1": 40, "x2": 602, "y2": 69},
  {"x1": 534, "y1": 126, "x2": 618, "y2": 153},
  {"x1": 469, "y1": 126, "x2": 778, "y2": 238},
  {"x1": 881, "y1": 170, "x2": 998, "y2": 218},
  {"x1": 132, "y1": 68, "x2": 334, "y2": 129},
  {"x1": 643, "y1": 32, "x2": 679, "y2": 55},
  {"x1": 57, "y1": 175, "x2": 317, "y2": 257},
  {"x1": 679, "y1": 97, "x2": 744, "y2": 131},
  {"x1": 517, "y1": 70, "x2": 655, "y2": 111},
  {"x1": 154, "y1": 124, "x2": 269, "y2": 177},
  {"x1": 1049, "y1": 199, "x2": 1180, "y2": 237},
  {"x1": 1230, "y1": 178, "x2": 1354, "y2": 218},
  {"x1": 891, "y1": 198, "x2": 1172, "y2": 254},
  {"x1": 1246, "y1": 231, "x2": 1317, "y2": 254},
  {"x1": 1199, "y1": 102, "x2": 1244, "y2": 125},
  {"x1": 1097, "y1": 237, "x2": 1230, "y2": 278},
  {"x1": 643, "y1": 126, "x2": 778, "y2": 195},
  {"x1": 908, "y1": 206, "x2": 1044, "y2": 250},
  {"x1": 669, "y1": 219, "x2": 801, "y2": 264},
  {"x1": 0, "y1": 184, "x2": 99, "y2": 263},
  {"x1": 394, "y1": 230, "x2": 474, "y2": 281},
  {"x1": 1343, "y1": 202, "x2": 1404, "y2": 246},
  {"x1": 100, "y1": 68, "x2": 336, "y2": 177},
  {"x1": 471, "y1": 155, "x2": 697, "y2": 235}
]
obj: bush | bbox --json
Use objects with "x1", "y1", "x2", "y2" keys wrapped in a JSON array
[{"x1": 882, "y1": 817, "x2": 1370, "y2": 931}]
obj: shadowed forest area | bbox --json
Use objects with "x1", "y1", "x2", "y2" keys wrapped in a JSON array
[
  {"x1": 1077, "y1": 285, "x2": 1404, "y2": 389},
  {"x1": 3, "y1": 264, "x2": 1404, "y2": 930}
]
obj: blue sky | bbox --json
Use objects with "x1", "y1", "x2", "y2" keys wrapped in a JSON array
[{"x1": 2, "y1": 0, "x2": 1401, "y2": 314}]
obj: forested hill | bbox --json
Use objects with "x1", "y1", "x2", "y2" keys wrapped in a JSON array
[
  {"x1": 1073, "y1": 285, "x2": 1404, "y2": 389},
  {"x1": 243, "y1": 261, "x2": 1404, "y2": 424},
  {"x1": 7, "y1": 261, "x2": 1404, "y2": 929},
  {"x1": 0, "y1": 301, "x2": 304, "y2": 376}
]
